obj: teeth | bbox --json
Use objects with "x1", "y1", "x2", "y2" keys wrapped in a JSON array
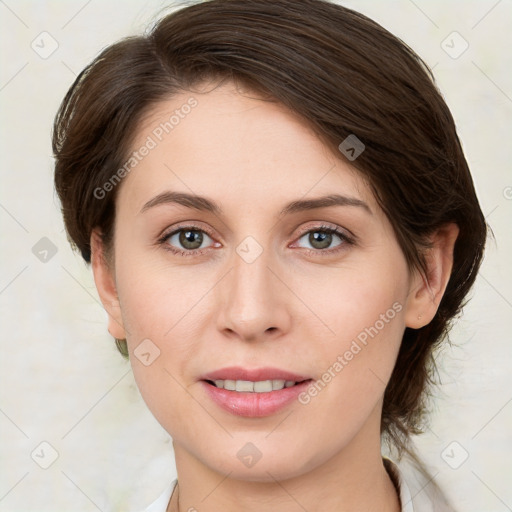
[
  {"x1": 211, "y1": 379, "x2": 298, "y2": 392},
  {"x1": 224, "y1": 379, "x2": 236, "y2": 391},
  {"x1": 236, "y1": 380, "x2": 255, "y2": 392}
]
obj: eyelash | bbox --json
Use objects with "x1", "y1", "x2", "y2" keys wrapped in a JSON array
[{"x1": 157, "y1": 223, "x2": 355, "y2": 257}]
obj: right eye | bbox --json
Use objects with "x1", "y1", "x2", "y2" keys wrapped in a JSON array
[{"x1": 158, "y1": 225, "x2": 219, "y2": 256}]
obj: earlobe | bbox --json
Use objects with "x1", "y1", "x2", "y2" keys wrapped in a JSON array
[
  {"x1": 404, "y1": 223, "x2": 459, "y2": 329},
  {"x1": 90, "y1": 229, "x2": 127, "y2": 340}
]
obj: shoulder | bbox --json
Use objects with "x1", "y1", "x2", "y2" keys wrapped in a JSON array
[{"x1": 384, "y1": 457, "x2": 456, "y2": 512}]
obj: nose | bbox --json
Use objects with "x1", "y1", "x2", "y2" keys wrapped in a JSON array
[{"x1": 217, "y1": 241, "x2": 292, "y2": 342}]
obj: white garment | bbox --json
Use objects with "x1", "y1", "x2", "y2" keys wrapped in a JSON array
[{"x1": 144, "y1": 458, "x2": 452, "y2": 511}]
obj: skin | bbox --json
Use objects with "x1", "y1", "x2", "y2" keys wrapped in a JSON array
[{"x1": 91, "y1": 80, "x2": 458, "y2": 512}]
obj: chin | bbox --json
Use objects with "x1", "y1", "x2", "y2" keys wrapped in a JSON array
[{"x1": 201, "y1": 442, "x2": 318, "y2": 483}]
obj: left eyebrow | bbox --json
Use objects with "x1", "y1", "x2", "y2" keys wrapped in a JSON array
[{"x1": 279, "y1": 194, "x2": 372, "y2": 216}]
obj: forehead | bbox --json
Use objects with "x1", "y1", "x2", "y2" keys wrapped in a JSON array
[{"x1": 116, "y1": 81, "x2": 375, "y2": 216}]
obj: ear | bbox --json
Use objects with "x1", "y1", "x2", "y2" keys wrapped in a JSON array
[
  {"x1": 404, "y1": 223, "x2": 459, "y2": 329},
  {"x1": 90, "y1": 228, "x2": 127, "y2": 339}
]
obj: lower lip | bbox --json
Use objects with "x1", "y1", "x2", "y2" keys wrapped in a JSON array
[{"x1": 201, "y1": 380, "x2": 312, "y2": 417}]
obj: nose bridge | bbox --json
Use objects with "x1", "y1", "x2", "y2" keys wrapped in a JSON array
[{"x1": 219, "y1": 235, "x2": 289, "y2": 339}]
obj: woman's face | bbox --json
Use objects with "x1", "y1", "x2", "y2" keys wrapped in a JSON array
[{"x1": 97, "y1": 81, "x2": 421, "y2": 481}]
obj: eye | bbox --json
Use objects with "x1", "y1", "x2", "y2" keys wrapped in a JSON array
[
  {"x1": 293, "y1": 224, "x2": 353, "y2": 254},
  {"x1": 158, "y1": 223, "x2": 354, "y2": 257},
  {"x1": 158, "y1": 225, "x2": 218, "y2": 256}
]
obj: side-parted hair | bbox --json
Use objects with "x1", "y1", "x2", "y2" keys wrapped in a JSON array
[{"x1": 53, "y1": 0, "x2": 487, "y2": 454}]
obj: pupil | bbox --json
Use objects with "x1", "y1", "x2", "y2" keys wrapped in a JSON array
[
  {"x1": 180, "y1": 230, "x2": 203, "y2": 249},
  {"x1": 310, "y1": 231, "x2": 331, "y2": 249}
]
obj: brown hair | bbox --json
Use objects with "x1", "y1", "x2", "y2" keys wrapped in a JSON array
[{"x1": 53, "y1": 0, "x2": 487, "y2": 454}]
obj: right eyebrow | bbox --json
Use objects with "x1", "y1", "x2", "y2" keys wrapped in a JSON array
[{"x1": 140, "y1": 191, "x2": 223, "y2": 215}]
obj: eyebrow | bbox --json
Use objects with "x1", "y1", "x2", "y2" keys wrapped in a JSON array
[
  {"x1": 140, "y1": 191, "x2": 223, "y2": 215},
  {"x1": 280, "y1": 194, "x2": 371, "y2": 215},
  {"x1": 140, "y1": 191, "x2": 372, "y2": 216}
]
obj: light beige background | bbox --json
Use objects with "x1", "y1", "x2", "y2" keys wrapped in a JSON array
[{"x1": 0, "y1": 1, "x2": 511, "y2": 510}]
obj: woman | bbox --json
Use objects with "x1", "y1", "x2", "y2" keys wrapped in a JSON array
[{"x1": 53, "y1": 0, "x2": 487, "y2": 510}]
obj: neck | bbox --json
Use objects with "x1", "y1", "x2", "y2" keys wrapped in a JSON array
[{"x1": 167, "y1": 414, "x2": 400, "y2": 512}]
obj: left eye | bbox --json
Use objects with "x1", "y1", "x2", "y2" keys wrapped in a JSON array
[
  {"x1": 165, "y1": 228, "x2": 214, "y2": 251},
  {"x1": 295, "y1": 228, "x2": 345, "y2": 251}
]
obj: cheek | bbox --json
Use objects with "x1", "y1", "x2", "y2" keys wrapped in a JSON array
[
  {"x1": 113, "y1": 253, "x2": 219, "y2": 390},
  {"x1": 114, "y1": 259, "x2": 209, "y2": 436},
  {"x1": 300, "y1": 256, "x2": 408, "y2": 351},
  {"x1": 295, "y1": 255, "x2": 409, "y2": 412},
  {"x1": 115, "y1": 250, "x2": 213, "y2": 339}
]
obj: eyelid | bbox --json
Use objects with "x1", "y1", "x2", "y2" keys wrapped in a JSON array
[
  {"x1": 294, "y1": 221, "x2": 355, "y2": 241},
  {"x1": 158, "y1": 221, "x2": 217, "y2": 241}
]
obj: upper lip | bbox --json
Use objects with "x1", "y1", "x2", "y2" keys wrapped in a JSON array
[{"x1": 200, "y1": 366, "x2": 311, "y2": 382}]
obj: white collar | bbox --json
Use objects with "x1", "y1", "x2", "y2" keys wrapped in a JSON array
[
  {"x1": 144, "y1": 478, "x2": 176, "y2": 512},
  {"x1": 384, "y1": 457, "x2": 415, "y2": 512}
]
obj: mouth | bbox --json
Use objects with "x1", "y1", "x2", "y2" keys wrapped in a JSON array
[
  {"x1": 199, "y1": 366, "x2": 311, "y2": 390},
  {"x1": 203, "y1": 378, "x2": 309, "y2": 392},
  {"x1": 199, "y1": 367, "x2": 313, "y2": 417}
]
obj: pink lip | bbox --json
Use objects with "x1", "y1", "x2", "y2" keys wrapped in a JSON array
[
  {"x1": 199, "y1": 366, "x2": 312, "y2": 418},
  {"x1": 200, "y1": 366, "x2": 310, "y2": 382},
  {"x1": 201, "y1": 380, "x2": 312, "y2": 417}
]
